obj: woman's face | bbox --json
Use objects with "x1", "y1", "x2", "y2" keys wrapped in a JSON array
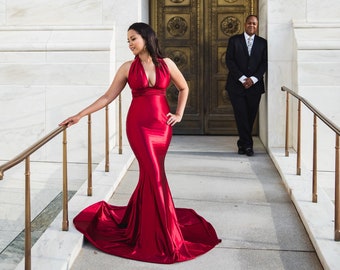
[{"x1": 127, "y1": 29, "x2": 146, "y2": 56}]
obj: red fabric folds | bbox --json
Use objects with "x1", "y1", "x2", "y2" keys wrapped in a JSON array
[{"x1": 73, "y1": 57, "x2": 220, "y2": 264}]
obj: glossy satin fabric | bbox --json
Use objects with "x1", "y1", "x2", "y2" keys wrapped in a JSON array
[{"x1": 73, "y1": 57, "x2": 220, "y2": 264}]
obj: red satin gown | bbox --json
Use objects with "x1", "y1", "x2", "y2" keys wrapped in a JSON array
[{"x1": 73, "y1": 57, "x2": 220, "y2": 264}]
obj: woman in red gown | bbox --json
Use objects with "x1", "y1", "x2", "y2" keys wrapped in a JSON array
[{"x1": 60, "y1": 22, "x2": 220, "y2": 264}]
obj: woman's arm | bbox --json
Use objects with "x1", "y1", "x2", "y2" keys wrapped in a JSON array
[
  {"x1": 59, "y1": 61, "x2": 131, "y2": 127},
  {"x1": 164, "y1": 58, "x2": 189, "y2": 126}
]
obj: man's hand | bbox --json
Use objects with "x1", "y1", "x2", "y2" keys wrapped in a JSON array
[{"x1": 242, "y1": 77, "x2": 254, "y2": 89}]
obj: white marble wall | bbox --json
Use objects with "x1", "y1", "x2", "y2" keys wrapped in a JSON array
[
  {"x1": 0, "y1": 27, "x2": 114, "y2": 163},
  {"x1": 293, "y1": 23, "x2": 340, "y2": 170},
  {"x1": 258, "y1": 0, "x2": 268, "y2": 146},
  {"x1": 1, "y1": 0, "x2": 339, "y2": 169},
  {"x1": 266, "y1": 0, "x2": 306, "y2": 149},
  {"x1": 0, "y1": 0, "x2": 120, "y2": 26},
  {"x1": 307, "y1": 0, "x2": 340, "y2": 23},
  {"x1": 0, "y1": 0, "x2": 148, "y2": 164},
  {"x1": 266, "y1": 0, "x2": 340, "y2": 171},
  {"x1": 110, "y1": 0, "x2": 149, "y2": 147}
]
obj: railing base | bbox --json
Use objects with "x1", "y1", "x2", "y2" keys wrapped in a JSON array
[
  {"x1": 312, "y1": 194, "x2": 318, "y2": 203},
  {"x1": 335, "y1": 230, "x2": 340, "y2": 241}
]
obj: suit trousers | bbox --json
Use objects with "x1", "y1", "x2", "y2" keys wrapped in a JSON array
[{"x1": 228, "y1": 88, "x2": 262, "y2": 149}]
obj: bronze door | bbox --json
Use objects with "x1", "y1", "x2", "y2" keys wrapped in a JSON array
[{"x1": 150, "y1": 0, "x2": 257, "y2": 135}]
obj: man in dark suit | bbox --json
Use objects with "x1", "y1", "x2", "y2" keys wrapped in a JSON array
[{"x1": 225, "y1": 15, "x2": 267, "y2": 156}]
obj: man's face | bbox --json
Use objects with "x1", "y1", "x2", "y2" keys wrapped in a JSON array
[{"x1": 245, "y1": 16, "x2": 258, "y2": 36}]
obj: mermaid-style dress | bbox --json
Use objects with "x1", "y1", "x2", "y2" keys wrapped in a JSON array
[{"x1": 73, "y1": 57, "x2": 220, "y2": 264}]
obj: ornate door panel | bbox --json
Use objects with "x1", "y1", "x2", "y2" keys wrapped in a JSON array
[{"x1": 150, "y1": 0, "x2": 257, "y2": 135}]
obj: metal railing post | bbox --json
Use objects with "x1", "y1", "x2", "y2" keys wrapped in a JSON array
[
  {"x1": 282, "y1": 86, "x2": 340, "y2": 241},
  {"x1": 0, "y1": 96, "x2": 125, "y2": 268},
  {"x1": 312, "y1": 114, "x2": 318, "y2": 203},
  {"x1": 119, "y1": 94, "x2": 123, "y2": 154},
  {"x1": 297, "y1": 101, "x2": 301, "y2": 175},
  {"x1": 285, "y1": 91, "x2": 289, "y2": 157},
  {"x1": 105, "y1": 106, "x2": 110, "y2": 172},
  {"x1": 62, "y1": 129, "x2": 69, "y2": 231},
  {"x1": 335, "y1": 134, "x2": 340, "y2": 241},
  {"x1": 25, "y1": 157, "x2": 31, "y2": 270},
  {"x1": 88, "y1": 114, "x2": 92, "y2": 196}
]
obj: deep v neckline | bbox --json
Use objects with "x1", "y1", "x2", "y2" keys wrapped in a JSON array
[{"x1": 140, "y1": 58, "x2": 157, "y2": 88}]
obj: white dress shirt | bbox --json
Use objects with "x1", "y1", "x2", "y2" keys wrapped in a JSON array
[{"x1": 239, "y1": 33, "x2": 258, "y2": 85}]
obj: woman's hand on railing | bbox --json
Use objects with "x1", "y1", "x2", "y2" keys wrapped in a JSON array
[{"x1": 59, "y1": 114, "x2": 82, "y2": 127}]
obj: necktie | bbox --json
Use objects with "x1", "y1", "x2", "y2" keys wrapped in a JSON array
[{"x1": 247, "y1": 37, "x2": 252, "y2": 55}]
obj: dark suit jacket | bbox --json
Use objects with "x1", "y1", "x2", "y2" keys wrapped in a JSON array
[{"x1": 225, "y1": 33, "x2": 267, "y2": 96}]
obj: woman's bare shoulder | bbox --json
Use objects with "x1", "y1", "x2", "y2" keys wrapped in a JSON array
[
  {"x1": 121, "y1": 60, "x2": 133, "y2": 69},
  {"x1": 116, "y1": 60, "x2": 133, "y2": 76},
  {"x1": 163, "y1": 57, "x2": 177, "y2": 70},
  {"x1": 163, "y1": 57, "x2": 174, "y2": 65}
]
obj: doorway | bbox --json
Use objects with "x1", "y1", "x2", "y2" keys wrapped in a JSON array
[{"x1": 150, "y1": 0, "x2": 258, "y2": 134}]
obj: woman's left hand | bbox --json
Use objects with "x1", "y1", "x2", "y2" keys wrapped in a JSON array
[{"x1": 166, "y1": 113, "x2": 182, "y2": 126}]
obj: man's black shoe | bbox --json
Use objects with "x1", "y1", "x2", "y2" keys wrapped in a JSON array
[
  {"x1": 245, "y1": 148, "x2": 254, "y2": 156},
  {"x1": 238, "y1": 147, "x2": 246, "y2": 155}
]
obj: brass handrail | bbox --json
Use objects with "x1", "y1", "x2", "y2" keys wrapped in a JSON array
[
  {"x1": 0, "y1": 126, "x2": 67, "y2": 270},
  {"x1": 282, "y1": 86, "x2": 340, "y2": 134},
  {"x1": 0, "y1": 126, "x2": 66, "y2": 180},
  {"x1": 282, "y1": 86, "x2": 340, "y2": 241},
  {"x1": 0, "y1": 95, "x2": 123, "y2": 268}
]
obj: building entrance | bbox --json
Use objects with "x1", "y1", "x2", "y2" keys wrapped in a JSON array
[{"x1": 150, "y1": 0, "x2": 258, "y2": 134}]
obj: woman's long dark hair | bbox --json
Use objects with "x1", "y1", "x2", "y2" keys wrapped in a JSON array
[{"x1": 128, "y1": 22, "x2": 165, "y2": 66}]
